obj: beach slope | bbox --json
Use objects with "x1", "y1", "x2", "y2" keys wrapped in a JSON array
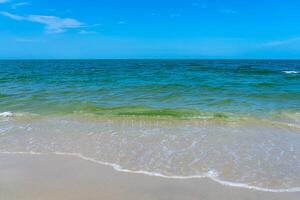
[{"x1": 0, "y1": 154, "x2": 299, "y2": 200}]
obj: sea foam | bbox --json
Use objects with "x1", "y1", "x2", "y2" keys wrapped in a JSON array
[
  {"x1": 283, "y1": 71, "x2": 299, "y2": 74},
  {"x1": 0, "y1": 112, "x2": 13, "y2": 117},
  {"x1": 0, "y1": 151, "x2": 300, "y2": 193}
]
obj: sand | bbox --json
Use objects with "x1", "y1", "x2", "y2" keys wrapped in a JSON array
[{"x1": 0, "y1": 154, "x2": 299, "y2": 200}]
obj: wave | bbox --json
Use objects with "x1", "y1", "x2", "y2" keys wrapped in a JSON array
[
  {"x1": 0, "y1": 111, "x2": 38, "y2": 119},
  {"x1": 283, "y1": 71, "x2": 299, "y2": 74},
  {"x1": 0, "y1": 151, "x2": 299, "y2": 193},
  {"x1": 1, "y1": 110, "x2": 300, "y2": 129},
  {"x1": 0, "y1": 112, "x2": 13, "y2": 117},
  {"x1": 0, "y1": 107, "x2": 231, "y2": 120},
  {"x1": 1, "y1": 114, "x2": 300, "y2": 192}
]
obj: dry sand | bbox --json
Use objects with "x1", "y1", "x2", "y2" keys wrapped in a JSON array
[{"x1": 0, "y1": 154, "x2": 299, "y2": 200}]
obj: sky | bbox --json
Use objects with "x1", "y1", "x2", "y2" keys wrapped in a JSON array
[{"x1": 0, "y1": 0, "x2": 300, "y2": 59}]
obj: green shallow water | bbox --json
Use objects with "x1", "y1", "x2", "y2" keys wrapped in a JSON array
[
  {"x1": 0, "y1": 60, "x2": 300, "y2": 120},
  {"x1": 1, "y1": 60, "x2": 300, "y2": 191}
]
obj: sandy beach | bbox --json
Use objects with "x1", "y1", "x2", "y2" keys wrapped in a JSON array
[
  {"x1": 1, "y1": 0, "x2": 300, "y2": 198},
  {"x1": 0, "y1": 153, "x2": 299, "y2": 200}
]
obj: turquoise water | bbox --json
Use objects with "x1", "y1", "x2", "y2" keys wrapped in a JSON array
[
  {"x1": 1, "y1": 60, "x2": 300, "y2": 191},
  {"x1": 0, "y1": 60, "x2": 300, "y2": 119}
]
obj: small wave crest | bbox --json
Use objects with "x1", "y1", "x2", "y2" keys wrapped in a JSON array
[
  {"x1": 73, "y1": 106, "x2": 232, "y2": 120},
  {"x1": 0, "y1": 111, "x2": 38, "y2": 119},
  {"x1": 0, "y1": 112, "x2": 14, "y2": 117},
  {"x1": 283, "y1": 71, "x2": 299, "y2": 74}
]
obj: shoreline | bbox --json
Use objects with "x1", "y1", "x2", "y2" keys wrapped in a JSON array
[
  {"x1": 0, "y1": 152, "x2": 300, "y2": 194},
  {"x1": 1, "y1": 153, "x2": 300, "y2": 200},
  {"x1": 1, "y1": 151, "x2": 299, "y2": 193},
  {"x1": 1, "y1": 115, "x2": 300, "y2": 191}
]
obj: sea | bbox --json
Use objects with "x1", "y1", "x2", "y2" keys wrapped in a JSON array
[{"x1": 0, "y1": 59, "x2": 299, "y2": 192}]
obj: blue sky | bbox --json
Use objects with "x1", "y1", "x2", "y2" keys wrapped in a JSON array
[{"x1": 1, "y1": 0, "x2": 300, "y2": 59}]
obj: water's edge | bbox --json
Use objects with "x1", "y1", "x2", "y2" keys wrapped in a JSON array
[{"x1": 1, "y1": 151, "x2": 299, "y2": 193}]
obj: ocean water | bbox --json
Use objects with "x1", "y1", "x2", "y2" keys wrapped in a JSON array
[{"x1": 0, "y1": 60, "x2": 300, "y2": 192}]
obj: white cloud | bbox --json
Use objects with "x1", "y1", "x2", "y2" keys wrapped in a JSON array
[
  {"x1": 28, "y1": 15, "x2": 84, "y2": 33},
  {"x1": 1, "y1": 11, "x2": 84, "y2": 33},
  {"x1": 1, "y1": 11, "x2": 24, "y2": 20},
  {"x1": 12, "y1": 2, "x2": 30, "y2": 9}
]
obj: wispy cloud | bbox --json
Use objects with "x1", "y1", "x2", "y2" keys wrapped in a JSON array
[
  {"x1": 12, "y1": 2, "x2": 30, "y2": 9},
  {"x1": 28, "y1": 15, "x2": 84, "y2": 33},
  {"x1": 1, "y1": 11, "x2": 23, "y2": 20},
  {"x1": 262, "y1": 37, "x2": 300, "y2": 47},
  {"x1": 0, "y1": 11, "x2": 84, "y2": 33},
  {"x1": 79, "y1": 30, "x2": 96, "y2": 34},
  {"x1": 219, "y1": 9, "x2": 238, "y2": 15},
  {"x1": 117, "y1": 21, "x2": 126, "y2": 25}
]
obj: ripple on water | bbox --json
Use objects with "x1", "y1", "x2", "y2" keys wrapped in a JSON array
[{"x1": 0, "y1": 116, "x2": 299, "y2": 192}]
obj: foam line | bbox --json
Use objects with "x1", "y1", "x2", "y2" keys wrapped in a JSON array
[
  {"x1": 1, "y1": 151, "x2": 300, "y2": 193},
  {"x1": 283, "y1": 71, "x2": 299, "y2": 74},
  {"x1": 0, "y1": 112, "x2": 13, "y2": 117}
]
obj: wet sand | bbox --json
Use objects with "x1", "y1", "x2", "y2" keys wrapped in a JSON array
[{"x1": 0, "y1": 154, "x2": 299, "y2": 200}]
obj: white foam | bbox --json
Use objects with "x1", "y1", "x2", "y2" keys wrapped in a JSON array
[
  {"x1": 0, "y1": 112, "x2": 13, "y2": 117},
  {"x1": 1, "y1": 151, "x2": 299, "y2": 193},
  {"x1": 0, "y1": 112, "x2": 37, "y2": 119},
  {"x1": 283, "y1": 71, "x2": 299, "y2": 74}
]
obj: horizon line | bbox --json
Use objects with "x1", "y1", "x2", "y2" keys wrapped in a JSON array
[{"x1": 1, "y1": 58, "x2": 300, "y2": 61}]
